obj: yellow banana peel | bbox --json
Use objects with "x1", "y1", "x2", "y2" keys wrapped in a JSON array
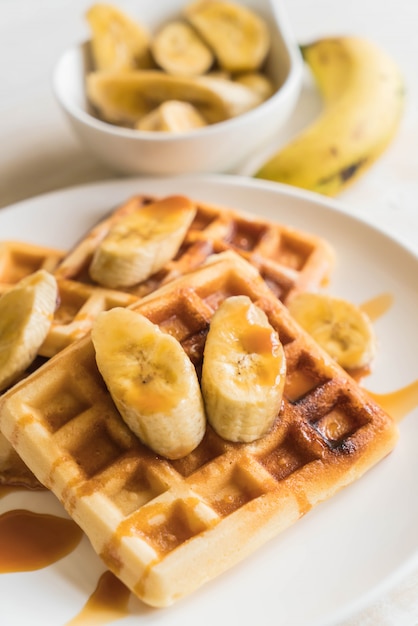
[{"x1": 255, "y1": 36, "x2": 405, "y2": 196}]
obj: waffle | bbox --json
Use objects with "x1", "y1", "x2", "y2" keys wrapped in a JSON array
[
  {"x1": 0, "y1": 243, "x2": 62, "y2": 487},
  {"x1": 39, "y1": 278, "x2": 138, "y2": 358},
  {"x1": 0, "y1": 252, "x2": 397, "y2": 607},
  {"x1": 0, "y1": 430, "x2": 42, "y2": 489},
  {"x1": 0, "y1": 193, "x2": 333, "y2": 488},
  {"x1": 0, "y1": 240, "x2": 64, "y2": 295},
  {"x1": 0, "y1": 242, "x2": 137, "y2": 487},
  {"x1": 1, "y1": 194, "x2": 334, "y2": 358},
  {"x1": 54, "y1": 193, "x2": 335, "y2": 303}
]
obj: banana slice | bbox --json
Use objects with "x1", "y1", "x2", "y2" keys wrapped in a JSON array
[
  {"x1": 184, "y1": 0, "x2": 271, "y2": 73},
  {"x1": 0, "y1": 270, "x2": 58, "y2": 392},
  {"x1": 196, "y1": 74, "x2": 263, "y2": 118},
  {"x1": 89, "y1": 196, "x2": 196, "y2": 288},
  {"x1": 86, "y1": 3, "x2": 151, "y2": 71},
  {"x1": 92, "y1": 308, "x2": 206, "y2": 459},
  {"x1": 87, "y1": 69, "x2": 262, "y2": 125},
  {"x1": 287, "y1": 292, "x2": 376, "y2": 370},
  {"x1": 201, "y1": 295, "x2": 286, "y2": 443},
  {"x1": 234, "y1": 72, "x2": 275, "y2": 101},
  {"x1": 136, "y1": 100, "x2": 208, "y2": 131},
  {"x1": 151, "y1": 20, "x2": 214, "y2": 77}
]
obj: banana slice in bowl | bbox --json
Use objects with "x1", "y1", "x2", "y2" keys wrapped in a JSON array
[
  {"x1": 201, "y1": 295, "x2": 286, "y2": 443},
  {"x1": 86, "y1": 69, "x2": 263, "y2": 126},
  {"x1": 86, "y1": 2, "x2": 152, "y2": 71},
  {"x1": 184, "y1": 0, "x2": 271, "y2": 73},
  {"x1": 136, "y1": 100, "x2": 208, "y2": 131},
  {"x1": 151, "y1": 20, "x2": 214, "y2": 77}
]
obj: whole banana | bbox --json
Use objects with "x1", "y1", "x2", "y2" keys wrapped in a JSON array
[{"x1": 255, "y1": 36, "x2": 405, "y2": 196}]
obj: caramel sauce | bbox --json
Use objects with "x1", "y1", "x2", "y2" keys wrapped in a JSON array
[
  {"x1": 284, "y1": 370, "x2": 319, "y2": 402},
  {"x1": 366, "y1": 379, "x2": 418, "y2": 423},
  {"x1": 126, "y1": 382, "x2": 178, "y2": 414},
  {"x1": 0, "y1": 290, "x2": 414, "y2": 621},
  {"x1": 0, "y1": 509, "x2": 83, "y2": 572},
  {"x1": 223, "y1": 303, "x2": 284, "y2": 387},
  {"x1": 241, "y1": 323, "x2": 283, "y2": 386},
  {"x1": 241, "y1": 324, "x2": 276, "y2": 355},
  {"x1": 65, "y1": 570, "x2": 131, "y2": 626},
  {"x1": 360, "y1": 292, "x2": 394, "y2": 321}
]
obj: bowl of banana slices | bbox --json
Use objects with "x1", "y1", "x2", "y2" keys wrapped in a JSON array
[{"x1": 52, "y1": 0, "x2": 303, "y2": 175}]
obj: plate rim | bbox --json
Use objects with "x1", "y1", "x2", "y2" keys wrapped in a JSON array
[
  {"x1": 0, "y1": 173, "x2": 417, "y2": 626},
  {"x1": 2, "y1": 173, "x2": 417, "y2": 259}
]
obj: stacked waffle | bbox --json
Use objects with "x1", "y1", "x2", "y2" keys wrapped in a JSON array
[
  {"x1": 1, "y1": 195, "x2": 334, "y2": 359},
  {"x1": 0, "y1": 194, "x2": 397, "y2": 606},
  {"x1": 0, "y1": 194, "x2": 335, "y2": 488}
]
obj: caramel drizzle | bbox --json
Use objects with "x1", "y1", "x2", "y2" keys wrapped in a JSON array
[
  {"x1": 0, "y1": 509, "x2": 83, "y2": 572},
  {"x1": 1, "y1": 290, "x2": 416, "y2": 623},
  {"x1": 360, "y1": 292, "x2": 394, "y2": 321},
  {"x1": 64, "y1": 570, "x2": 131, "y2": 626},
  {"x1": 366, "y1": 380, "x2": 418, "y2": 423}
]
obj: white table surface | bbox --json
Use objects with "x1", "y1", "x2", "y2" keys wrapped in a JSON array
[{"x1": 0, "y1": 1, "x2": 417, "y2": 624}]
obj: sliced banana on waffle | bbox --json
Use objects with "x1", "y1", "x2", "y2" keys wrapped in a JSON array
[
  {"x1": 92, "y1": 308, "x2": 206, "y2": 460},
  {"x1": 201, "y1": 295, "x2": 286, "y2": 443},
  {"x1": 151, "y1": 20, "x2": 214, "y2": 76},
  {"x1": 86, "y1": 2, "x2": 151, "y2": 71},
  {"x1": 89, "y1": 195, "x2": 196, "y2": 288},
  {"x1": 136, "y1": 100, "x2": 208, "y2": 131},
  {"x1": 184, "y1": 0, "x2": 271, "y2": 72},
  {"x1": 0, "y1": 270, "x2": 58, "y2": 392},
  {"x1": 287, "y1": 292, "x2": 376, "y2": 370}
]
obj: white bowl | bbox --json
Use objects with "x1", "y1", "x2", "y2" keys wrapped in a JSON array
[{"x1": 52, "y1": 0, "x2": 303, "y2": 176}]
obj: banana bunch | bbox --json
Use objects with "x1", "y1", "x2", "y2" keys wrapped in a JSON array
[
  {"x1": 85, "y1": 1, "x2": 273, "y2": 130},
  {"x1": 255, "y1": 36, "x2": 405, "y2": 196},
  {"x1": 0, "y1": 270, "x2": 58, "y2": 392},
  {"x1": 89, "y1": 195, "x2": 197, "y2": 288},
  {"x1": 287, "y1": 292, "x2": 376, "y2": 371}
]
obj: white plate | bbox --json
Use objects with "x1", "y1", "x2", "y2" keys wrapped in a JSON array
[{"x1": 0, "y1": 175, "x2": 417, "y2": 626}]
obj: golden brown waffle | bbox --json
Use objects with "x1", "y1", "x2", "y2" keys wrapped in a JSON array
[
  {"x1": 0, "y1": 242, "x2": 136, "y2": 487},
  {"x1": 0, "y1": 252, "x2": 397, "y2": 607},
  {"x1": 39, "y1": 278, "x2": 138, "y2": 358},
  {"x1": 0, "y1": 431, "x2": 42, "y2": 489},
  {"x1": 0, "y1": 354, "x2": 48, "y2": 489},
  {"x1": 0, "y1": 194, "x2": 333, "y2": 490},
  {"x1": 0, "y1": 240, "x2": 64, "y2": 295},
  {"x1": 0, "y1": 242, "x2": 61, "y2": 487},
  {"x1": 0, "y1": 240, "x2": 138, "y2": 358},
  {"x1": 54, "y1": 193, "x2": 335, "y2": 303}
]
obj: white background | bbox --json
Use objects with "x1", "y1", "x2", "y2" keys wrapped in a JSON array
[{"x1": 0, "y1": 1, "x2": 417, "y2": 624}]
